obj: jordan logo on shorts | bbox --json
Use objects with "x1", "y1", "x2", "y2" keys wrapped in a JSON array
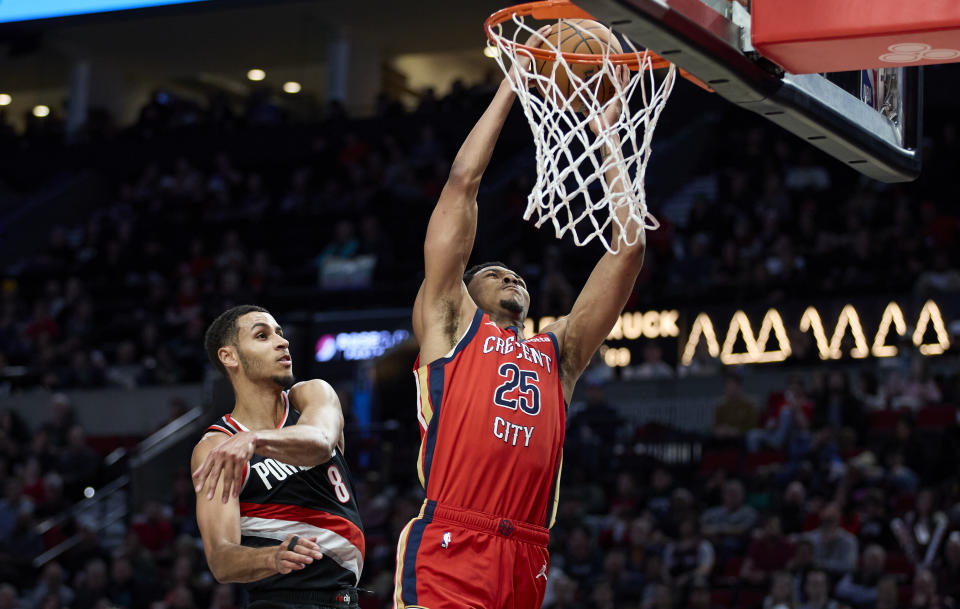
[{"x1": 536, "y1": 562, "x2": 548, "y2": 580}]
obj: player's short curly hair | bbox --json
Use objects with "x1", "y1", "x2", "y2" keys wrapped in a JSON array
[
  {"x1": 463, "y1": 261, "x2": 518, "y2": 286},
  {"x1": 204, "y1": 305, "x2": 268, "y2": 376}
]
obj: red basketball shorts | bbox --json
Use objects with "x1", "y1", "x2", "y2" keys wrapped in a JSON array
[{"x1": 392, "y1": 500, "x2": 550, "y2": 609}]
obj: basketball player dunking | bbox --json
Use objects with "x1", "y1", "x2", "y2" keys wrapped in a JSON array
[
  {"x1": 392, "y1": 48, "x2": 643, "y2": 609},
  {"x1": 192, "y1": 305, "x2": 365, "y2": 609}
]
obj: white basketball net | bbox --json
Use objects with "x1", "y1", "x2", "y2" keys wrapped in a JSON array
[{"x1": 488, "y1": 15, "x2": 677, "y2": 253}]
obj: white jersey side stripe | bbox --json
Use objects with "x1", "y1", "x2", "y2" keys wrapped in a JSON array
[{"x1": 239, "y1": 516, "x2": 363, "y2": 583}]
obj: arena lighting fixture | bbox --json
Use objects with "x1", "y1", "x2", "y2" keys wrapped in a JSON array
[
  {"x1": 680, "y1": 313, "x2": 721, "y2": 365},
  {"x1": 542, "y1": 299, "x2": 952, "y2": 367},
  {"x1": 282, "y1": 81, "x2": 302, "y2": 94},
  {"x1": 483, "y1": 45, "x2": 499, "y2": 58},
  {"x1": 0, "y1": 94, "x2": 10, "y2": 106},
  {"x1": 913, "y1": 300, "x2": 951, "y2": 355},
  {"x1": 719, "y1": 310, "x2": 791, "y2": 365},
  {"x1": 801, "y1": 305, "x2": 871, "y2": 360},
  {"x1": 872, "y1": 302, "x2": 908, "y2": 357},
  {"x1": 246, "y1": 68, "x2": 266, "y2": 81},
  {"x1": 32, "y1": 105, "x2": 50, "y2": 118}
]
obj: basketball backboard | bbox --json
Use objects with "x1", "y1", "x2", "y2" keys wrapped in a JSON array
[{"x1": 572, "y1": 0, "x2": 923, "y2": 182}]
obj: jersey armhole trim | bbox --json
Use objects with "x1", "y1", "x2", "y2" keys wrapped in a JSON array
[
  {"x1": 545, "y1": 331, "x2": 569, "y2": 407},
  {"x1": 423, "y1": 308, "x2": 484, "y2": 369}
]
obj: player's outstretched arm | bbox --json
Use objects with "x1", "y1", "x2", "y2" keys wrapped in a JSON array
[
  {"x1": 548, "y1": 76, "x2": 646, "y2": 395},
  {"x1": 415, "y1": 27, "x2": 549, "y2": 357},
  {"x1": 192, "y1": 380, "x2": 343, "y2": 503},
  {"x1": 415, "y1": 79, "x2": 518, "y2": 346},
  {"x1": 192, "y1": 435, "x2": 325, "y2": 583}
]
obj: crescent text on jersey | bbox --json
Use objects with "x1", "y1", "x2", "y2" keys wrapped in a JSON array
[{"x1": 482, "y1": 335, "x2": 553, "y2": 373}]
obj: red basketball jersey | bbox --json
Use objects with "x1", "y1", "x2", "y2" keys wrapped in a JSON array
[{"x1": 413, "y1": 309, "x2": 566, "y2": 527}]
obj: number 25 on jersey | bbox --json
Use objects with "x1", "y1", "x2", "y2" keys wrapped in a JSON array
[{"x1": 493, "y1": 363, "x2": 541, "y2": 415}]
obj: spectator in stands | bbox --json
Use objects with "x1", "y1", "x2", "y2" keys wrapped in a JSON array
[
  {"x1": 130, "y1": 501, "x2": 174, "y2": 555},
  {"x1": 778, "y1": 481, "x2": 808, "y2": 536},
  {"x1": 911, "y1": 566, "x2": 943, "y2": 609},
  {"x1": 892, "y1": 488, "x2": 949, "y2": 567},
  {"x1": 856, "y1": 490, "x2": 896, "y2": 550},
  {"x1": 806, "y1": 503, "x2": 858, "y2": 577},
  {"x1": 799, "y1": 570, "x2": 840, "y2": 609},
  {"x1": 108, "y1": 556, "x2": 151, "y2": 609},
  {"x1": 57, "y1": 426, "x2": 99, "y2": 499},
  {"x1": 881, "y1": 416, "x2": 924, "y2": 492},
  {"x1": 742, "y1": 516, "x2": 796, "y2": 588},
  {"x1": 875, "y1": 576, "x2": 898, "y2": 609},
  {"x1": 812, "y1": 371, "x2": 864, "y2": 437},
  {"x1": 562, "y1": 525, "x2": 603, "y2": 587},
  {"x1": 105, "y1": 341, "x2": 143, "y2": 389},
  {"x1": 685, "y1": 578, "x2": 716, "y2": 609},
  {"x1": 787, "y1": 539, "x2": 816, "y2": 603},
  {"x1": 72, "y1": 559, "x2": 109, "y2": 609},
  {"x1": 712, "y1": 372, "x2": 759, "y2": 441},
  {"x1": 645, "y1": 583, "x2": 675, "y2": 609},
  {"x1": 0, "y1": 480, "x2": 33, "y2": 539},
  {"x1": 853, "y1": 371, "x2": 886, "y2": 411},
  {"x1": 1, "y1": 512, "x2": 42, "y2": 574},
  {"x1": 541, "y1": 571, "x2": 580, "y2": 609},
  {"x1": 662, "y1": 515, "x2": 715, "y2": 589},
  {"x1": 936, "y1": 532, "x2": 960, "y2": 602},
  {"x1": 627, "y1": 343, "x2": 675, "y2": 380},
  {"x1": 0, "y1": 584, "x2": 18, "y2": 609},
  {"x1": 887, "y1": 359, "x2": 943, "y2": 411},
  {"x1": 747, "y1": 377, "x2": 812, "y2": 454},
  {"x1": 568, "y1": 382, "x2": 624, "y2": 474},
  {"x1": 834, "y1": 544, "x2": 886, "y2": 609},
  {"x1": 762, "y1": 570, "x2": 798, "y2": 609},
  {"x1": 34, "y1": 472, "x2": 66, "y2": 520},
  {"x1": 601, "y1": 549, "x2": 642, "y2": 603},
  {"x1": 0, "y1": 410, "x2": 29, "y2": 454},
  {"x1": 626, "y1": 515, "x2": 660, "y2": 573},
  {"x1": 700, "y1": 479, "x2": 757, "y2": 558},
  {"x1": 27, "y1": 563, "x2": 74, "y2": 609},
  {"x1": 42, "y1": 394, "x2": 75, "y2": 447},
  {"x1": 207, "y1": 583, "x2": 238, "y2": 609}
]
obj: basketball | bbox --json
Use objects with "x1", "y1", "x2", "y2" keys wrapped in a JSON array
[{"x1": 534, "y1": 19, "x2": 623, "y2": 113}]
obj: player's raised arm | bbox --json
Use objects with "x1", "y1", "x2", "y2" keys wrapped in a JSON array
[
  {"x1": 415, "y1": 28, "x2": 549, "y2": 356},
  {"x1": 548, "y1": 73, "x2": 647, "y2": 394},
  {"x1": 415, "y1": 80, "x2": 518, "y2": 342}
]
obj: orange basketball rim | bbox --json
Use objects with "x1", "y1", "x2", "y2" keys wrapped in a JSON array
[{"x1": 484, "y1": 0, "x2": 713, "y2": 91}]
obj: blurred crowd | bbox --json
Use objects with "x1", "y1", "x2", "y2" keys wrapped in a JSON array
[
  {"x1": 0, "y1": 77, "x2": 957, "y2": 392},
  {"x1": 3, "y1": 358, "x2": 960, "y2": 609}
]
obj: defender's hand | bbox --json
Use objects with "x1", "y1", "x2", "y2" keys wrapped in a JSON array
[{"x1": 193, "y1": 431, "x2": 258, "y2": 503}]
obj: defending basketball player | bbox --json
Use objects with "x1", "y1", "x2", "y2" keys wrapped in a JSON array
[
  {"x1": 192, "y1": 305, "x2": 365, "y2": 609},
  {"x1": 392, "y1": 31, "x2": 642, "y2": 609}
]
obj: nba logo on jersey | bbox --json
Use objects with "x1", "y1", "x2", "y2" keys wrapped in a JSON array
[{"x1": 441, "y1": 531, "x2": 451, "y2": 548}]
